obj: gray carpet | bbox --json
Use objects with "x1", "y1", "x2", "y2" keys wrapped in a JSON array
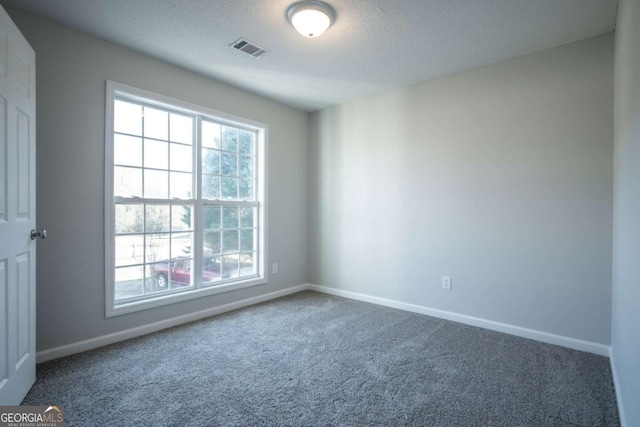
[{"x1": 23, "y1": 291, "x2": 619, "y2": 426}]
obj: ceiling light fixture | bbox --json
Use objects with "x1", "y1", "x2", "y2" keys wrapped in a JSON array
[{"x1": 286, "y1": 1, "x2": 335, "y2": 38}]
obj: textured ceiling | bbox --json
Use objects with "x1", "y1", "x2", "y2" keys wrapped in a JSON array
[{"x1": 1, "y1": 0, "x2": 618, "y2": 112}]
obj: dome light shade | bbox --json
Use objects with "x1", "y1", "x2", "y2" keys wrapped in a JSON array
[{"x1": 287, "y1": 1, "x2": 335, "y2": 38}]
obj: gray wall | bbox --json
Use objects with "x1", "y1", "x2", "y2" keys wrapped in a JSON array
[
  {"x1": 612, "y1": 0, "x2": 640, "y2": 424},
  {"x1": 310, "y1": 35, "x2": 614, "y2": 345},
  {"x1": 7, "y1": 9, "x2": 309, "y2": 352}
]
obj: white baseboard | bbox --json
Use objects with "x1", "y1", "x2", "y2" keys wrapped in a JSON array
[
  {"x1": 609, "y1": 347, "x2": 627, "y2": 427},
  {"x1": 38, "y1": 283, "x2": 611, "y2": 364},
  {"x1": 308, "y1": 284, "x2": 610, "y2": 356},
  {"x1": 36, "y1": 284, "x2": 311, "y2": 363}
]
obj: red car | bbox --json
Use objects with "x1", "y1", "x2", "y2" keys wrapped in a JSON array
[{"x1": 151, "y1": 256, "x2": 224, "y2": 290}]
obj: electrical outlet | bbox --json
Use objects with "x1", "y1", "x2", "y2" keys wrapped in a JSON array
[
  {"x1": 272, "y1": 263, "x2": 278, "y2": 274},
  {"x1": 442, "y1": 276, "x2": 452, "y2": 290}
]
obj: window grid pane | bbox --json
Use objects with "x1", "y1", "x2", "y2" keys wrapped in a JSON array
[
  {"x1": 201, "y1": 122, "x2": 257, "y2": 202},
  {"x1": 202, "y1": 204, "x2": 257, "y2": 287},
  {"x1": 113, "y1": 201, "x2": 195, "y2": 301},
  {"x1": 114, "y1": 98, "x2": 195, "y2": 203}
]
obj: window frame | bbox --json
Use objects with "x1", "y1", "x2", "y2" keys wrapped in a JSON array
[{"x1": 105, "y1": 81, "x2": 268, "y2": 317}]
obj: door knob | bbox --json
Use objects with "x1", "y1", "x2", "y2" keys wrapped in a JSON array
[{"x1": 30, "y1": 229, "x2": 47, "y2": 240}]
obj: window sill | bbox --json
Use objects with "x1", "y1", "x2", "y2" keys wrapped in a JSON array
[{"x1": 106, "y1": 276, "x2": 267, "y2": 317}]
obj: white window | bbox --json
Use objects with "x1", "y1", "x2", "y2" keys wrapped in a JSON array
[{"x1": 105, "y1": 82, "x2": 267, "y2": 316}]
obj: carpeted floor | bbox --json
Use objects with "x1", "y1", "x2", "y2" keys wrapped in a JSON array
[{"x1": 23, "y1": 291, "x2": 619, "y2": 426}]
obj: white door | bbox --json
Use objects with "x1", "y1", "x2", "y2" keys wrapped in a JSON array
[{"x1": 0, "y1": 6, "x2": 36, "y2": 405}]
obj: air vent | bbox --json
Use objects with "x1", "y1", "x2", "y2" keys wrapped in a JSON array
[{"x1": 230, "y1": 38, "x2": 266, "y2": 58}]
